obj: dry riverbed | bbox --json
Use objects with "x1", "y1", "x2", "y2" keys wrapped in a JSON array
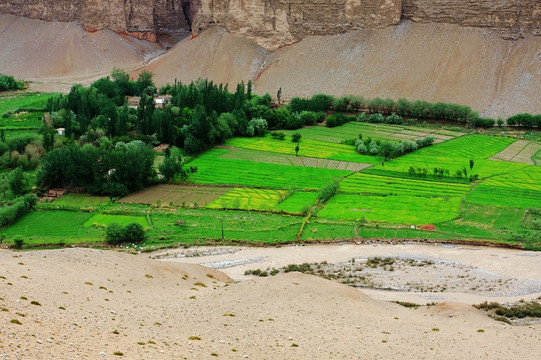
[{"x1": 154, "y1": 243, "x2": 541, "y2": 305}]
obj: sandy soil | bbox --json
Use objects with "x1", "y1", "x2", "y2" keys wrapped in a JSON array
[
  {"x1": 0, "y1": 14, "x2": 164, "y2": 93},
  {"x1": 1, "y1": 246, "x2": 540, "y2": 359},
  {"x1": 156, "y1": 243, "x2": 541, "y2": 305}
]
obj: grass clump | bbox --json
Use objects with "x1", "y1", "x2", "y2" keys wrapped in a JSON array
[
  {"x1": 189, "y1": 336, "x2": 201, "y2": 340},
  {"x1": 474, "y1": 300, "x2": 541, "y2": 320},
  {"x1": 10, "y1": 319, "x2": 22, "y2": 325}
]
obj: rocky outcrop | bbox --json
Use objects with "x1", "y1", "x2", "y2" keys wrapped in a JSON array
[
  {"x1": 0, "y1": 0, "x2": 539, "y2": 45},
  {"x1": 0, "y1": 0, "x2": 190, "y2": 41},
  {"x1": 402, "y1": 0, "x2": 541, "y2": 39},
  {"x1": 190, "y1": 0, "x2": 403, "y2": 48}
]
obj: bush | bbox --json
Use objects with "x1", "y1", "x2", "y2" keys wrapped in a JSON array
[
  {"x1": 105, "y1": 223, "x2": 125, "y2": 244},
  {"x1": 318, "y1": 181, "x2": 339, "y2": 203},
  {"x1": 13, "y1": 235, "x2": 24, "y2": 249},
  {"x1": 123, "y1": 223, "x2": 146, "y2": 243},
  {"x1": 270, "y1": 132, "x2": 286, "y2": 140},
  {"x1": 0, "y1": 194, "x2": 37, "y2": 227},
  {"x1": 300, "y1": 111, "x2": 318, "y2": 125},
  {"x1": 385, "y1": 114, "x2": 403, "y2": 124},
  {"x1": 367, "y1": 113, "x2": 385, "y2": 123},
  {"x1": 291, "y1": 133, "x2": 302, "y2": 142},
  {"x1": 326, "y1": 113, "x2": 351, "y2": 127},
  {"x1": 106, "y1": 222, "x2": 146, "y2": 244}
]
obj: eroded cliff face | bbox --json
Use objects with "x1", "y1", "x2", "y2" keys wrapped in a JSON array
[
  {"x1": 190, "y1": 0, "x2": 402, "y2": 48},
  {"x1": 402, "y1": 0, "x2": 541, "y2": 39},
  {"x1": 0, "y1": 0, "x2": 190, "y2": 41},
  {"x1": 0, "y1": 0, "x2": 539, "y2": 45}
]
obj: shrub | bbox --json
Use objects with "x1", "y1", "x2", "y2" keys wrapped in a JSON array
[
  {"x1": 0, "y1": 194, "x2": 37, "y2": 227},
  {"x1": 385, "y1": 114, "x2": 403, "y2": 124},
  {"x1": 326, "y1": 113, "x2": 351, "y2": 127},
  {"x1": 291, "y1": 133, "x2": 302, "y2": 142},
  {"x1": 123, "y1": 223, "x2": 146, "y2": 243},
  {"x1": 300, "y1": 111, "x2": 318, "y2": 125},
  {"x1": 367, "y1": 113, "x2": 385, "y2": 123},
  {"x1": 318, "y1": 181, "x2": 339, "y2": 203},
  {"x1": 13, "y1": 235, "x2": 24, "y2": 249},
  {"x1": 105, "y1": 223, "x2": 124, "y2": 244},
  {"x1": 270, "y1": 132, "x2": 286, "y2": 140}
]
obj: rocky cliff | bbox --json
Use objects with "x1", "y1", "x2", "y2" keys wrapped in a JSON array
[
  {"x1": 0, "y1": 0, "x2": 191, "y2": 41},
  {"x1": 402, "y1": 0, "x2": 541, "y2": 39},
  {"x1": 0, "y1": 0, "x2": 539, "y2": 45},
  {"x1": 190, "y1": 0, "x2": 402, "y2": 48}
]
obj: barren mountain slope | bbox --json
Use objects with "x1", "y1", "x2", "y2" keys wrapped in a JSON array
[
  {"x1": 1, "y1": 248, "x2": 539, "y2": 359},
  {"x1": 0, "y1": 14, "x2": 164, "y2": 92},
  {"x1": 145, "y1": 22, "x2": 541, "y2": 118},
  {"x1": 141, "y1": 28, "x2": 269, "y2": 88}
]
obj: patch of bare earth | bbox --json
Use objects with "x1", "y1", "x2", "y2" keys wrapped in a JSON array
[
  {"x1": 1, "y1": 247, "x2": 540, "y2": 359},
  {"x1": 490, "y1": 140, "x2": 541, "y2": 165}
]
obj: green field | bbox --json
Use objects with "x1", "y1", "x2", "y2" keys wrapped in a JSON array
[
  {"x1": 83, "y1": 214, "x2": 149, "y2": 229},
  {"x1": 1, "y1": 119, "x2": 540, "y2": 250},
  {"x1": 207, "y1": 188, "x2": 285, "y2": 211},
  {"x1": 226, "y1": 136, "x2": 379, "y2": 163},
  {"x1": 318, "y1": 194, "x2": 462, "y2": 224},
  {"x1": 0, "y1": 92, "x2": 56, "y2": 130},
  {"x1": 282, "y1": 122, "x2": 461, "y2": 144},
  {"x1": 189, "y1": 148, "x2": 352, "y2": 190},
  {"x1": 366, "y1": 135, "x2": 527, "y2": 179},
  {"x1": 340, "y1": 172, "x2": 471, "y2": 197},
  {"x1": 0, "y1": 211, "x2": 103, "y2": 244}
]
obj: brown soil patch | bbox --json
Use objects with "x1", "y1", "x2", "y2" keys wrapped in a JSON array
[{"x1": 119, "y1": 184, "x2": 231, "y2": 206}]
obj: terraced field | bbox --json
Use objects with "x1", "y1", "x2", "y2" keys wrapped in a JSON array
[
  {"x1": 490, "y1": 140, "x2": 541, "y2": 165},
  {"x1": 219, "y1": 147, "x2": 371, "y2": 171},
  {"x1": 340, "y1": 173, "x2": 470, "y2": 197},
  {"x1": 3, "y1": 120, "x2": 540, "y2": 249},
  {"x1": 319, "y1": 194, "x2": 462, "y2": 224},
  {"x1": 226, "y1": 136, "x2": 379, "y2": 163},
  {"x1": 207, "y1": 188, "x2": 285, "y2": 211},
  {"x1": 120, "y1": 184, "x2": 231, "y2": 207},
  {"x1": 466, "y1": 166, "x2": 541, "y2": 208},
  {"x1": 189, "y1": 148, "x2": 352, "y2": 190},
  {"x1": 367, "y1": 135, "x2": 527, "y2": 179},
  {"x1": 281, "y1": 123, "x2": 461, "y2": 144},
  {"x1": 0, "y1": 92, "x2": 55, "y2": 130}
]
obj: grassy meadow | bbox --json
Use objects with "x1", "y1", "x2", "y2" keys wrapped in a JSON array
[{"x1": 1, "y1": 117, "x2": 540, "y2": 250}]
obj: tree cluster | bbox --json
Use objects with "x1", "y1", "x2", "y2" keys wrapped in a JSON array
[
  {"x1": 355, "y1": 136, "x2": 434, "y2": 159},
  {"x1": 105, "y1": 222, "x2": 146, "y2": 244},
  {"x1": 37, "y1": 141, "x2": 156, "y2": 197},
  {"x1": 0, "y1": 74, "x2": 24, "y2": 91}
]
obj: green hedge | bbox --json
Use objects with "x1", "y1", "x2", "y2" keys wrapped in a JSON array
[{"x1": 0, "y1": 194, "x2": 37, "y2": 227}]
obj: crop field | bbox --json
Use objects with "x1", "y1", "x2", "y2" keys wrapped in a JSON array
[
  {"x1": 43, "y1": 193, "x2": 110, "y2": 209},
  {"x1": 148, "y1": 209, "x2": 303, "y2": 245},
  {"x1": 218, "y1": 147, "x2": 371, "y2": 171},
  {"x1": 225, "y1": 136, "x2": 379, "y2": 163},
  {"x1": 189, "y1": 148, "x2": 351, "y2": 190},
  {"x1": 367, "y1": 135, "x2": 527, "y2": 179},
  {"x1": 120, "y1": 184, "x2": 231, "y2": 207},
  {"x1": 466, "y1": 166, "x2": 541, "y2": 208},
  {"x1": 1, "y1": 211, "x2": 103, "y2": 244},
  {"x1": 490, "y1": 140, "x2": 541, "y2": 165},
  {"x1": 318, "y1": 194, "x2": 462, "y2": 224},
  {"x1": 207, "y1": 188, "x2": 285, "y2": 211},
  {"x1": 2, "y1": 117, "x2": 539, "y2": 249},
  {"x1": 83, "y1": 214, "x2": 149, "y2": 229},
  {"x1": 340, "y1": 173, "x2": 470, "y2": 197},
  {"x1": 274, "y1": 192, "x2": 319, "y2": 214},
  {"x1": 0, "y1": 92, "x2": 55, "y2": 129},
  {"x1": 281, "y1": 122, "x2": 461, "y2": 144}
]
